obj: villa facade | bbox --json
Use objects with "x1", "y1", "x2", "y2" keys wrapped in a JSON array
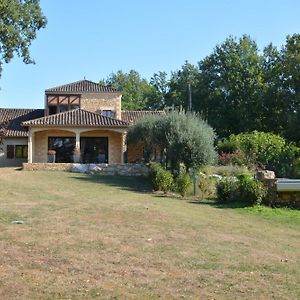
[{"x1": 0, "y1": 80, "x2": 163, "y2": 167}]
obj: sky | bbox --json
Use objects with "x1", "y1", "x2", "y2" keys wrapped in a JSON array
[{"x1": 0, "y1": 0, "x2": 300, "y2": 108}]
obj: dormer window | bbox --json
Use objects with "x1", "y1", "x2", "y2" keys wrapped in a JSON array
[{"x1": 46, "y1": 94, "x2": 81, "y2": 116}]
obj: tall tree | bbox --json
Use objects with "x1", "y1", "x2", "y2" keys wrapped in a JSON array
[
  {"x1": 0, "y1": 0, "x2": 47, "y2": 78},
  {"x1": 195, "y1": 35, "x2": 265, "y2": 138},
  {"x1": 167, "y1": 61, "x2": 199, "y2": 111},
  {"x1": 279, "y1": 34, "x2": 300, "y2": 141},
  {"x1": 146, "y1": 71, "x2": 169, "y2": 109},
  {"x1": 103, "y1": 70, "x2": 153, "y2": 110}
]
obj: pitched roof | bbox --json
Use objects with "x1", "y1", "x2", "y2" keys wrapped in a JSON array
[
  {"x1": 0, "y1": 108, "x2": 44, "y2": 137},
  {"x1": 121, "y1": 110, "x2": 165, "y2": 124},
  {"x1": 45, "y1": 80, "x2": 119, "y2": 94},
  {"x1": 22, "y1": 109, "x2": 129, "y2": 127}
]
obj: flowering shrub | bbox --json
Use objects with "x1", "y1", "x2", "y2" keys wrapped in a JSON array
[
  {"x1": 218, "y1": 150, "x2": 245, "y2": 166},
  {"x1": 217, "y1": 131, "x2": 300, "y2": 177}
]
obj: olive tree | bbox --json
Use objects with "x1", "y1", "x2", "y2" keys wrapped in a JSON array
[{"x1": 127, "y1": 111, "x2": 216, "y2": 172}]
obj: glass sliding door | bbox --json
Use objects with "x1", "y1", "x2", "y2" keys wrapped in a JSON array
[
  {"x1": 48, "y1": 137, "x2": 76, "y2": 163},
  {"x1": 81, "y1": 137, "x2": 108, "y2": 164}
]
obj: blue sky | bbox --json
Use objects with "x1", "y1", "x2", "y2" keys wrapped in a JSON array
[{"x1": 0, "y1": 0, "x2": 300, "y2": 108}]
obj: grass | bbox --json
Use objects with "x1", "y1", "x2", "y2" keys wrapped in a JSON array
[{"x1": 0, "y1": 168, "x2": 299, "y2": 299}]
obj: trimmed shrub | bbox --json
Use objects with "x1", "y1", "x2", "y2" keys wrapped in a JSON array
[
  {"x1": 149, "y1": 163, "x2": 162, "y2": 191},
  {"x1": 150, "y1": 163, "x2": 173, "y2": 193},
  {"x1": 175, "y1": 173, "x2": 192, "y2": 197},
  {"x1": 237, "y1": 175, "x2": 267, "y2": 206},
  {"x1": 216, "y1": 177, "x2": 238, "y2": 204},
  {"x1": 216, "y1": 175, "x2": 267, "y2": 206}
]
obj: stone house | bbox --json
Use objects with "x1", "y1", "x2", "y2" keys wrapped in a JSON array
[{"x1": 0, "y1": 80, "x2": 163, "y2": 167}]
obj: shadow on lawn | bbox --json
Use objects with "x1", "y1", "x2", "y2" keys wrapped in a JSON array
[
  {"x1": 189, "y1": 199, "x2": 250, "y2": 209},
  {"x1": 72, "y1": 174, "x2": 153, "y2": 193}
]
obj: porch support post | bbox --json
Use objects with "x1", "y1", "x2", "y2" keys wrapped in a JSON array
[
  {"x1": 75, "y1": 131, "x2": 80, "y2": 151},
  {"x1": 28, "y1": 129, "x2": 33, "y2": 163},
  {"x1": 121, "y1": 132, "x2": 126, "y2": 164}
]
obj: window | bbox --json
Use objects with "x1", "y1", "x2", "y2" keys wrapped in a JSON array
[
  {"x1": 48, "y1": 105, "x2": 57, "y2": 115},
  {"x1": 101, "y1": 110, "x2": 114, "y2": 118},
  {"x1": 6, "y1": 145, "x2": 28, "y2": 159},
  {"x1": 15, "y1": 145, "x2": 28, "y2": 158},
  {"x1": 48, "y1": 137, "x2": 76, "y2": 163},
  {"x1": 71, "y1": 104, "x2": 80, "y2": 110},
  {"x1": 58, "y1": 104, "x2": 68, "y2": 113},
  {"x1": 7, "y1": 145, "x2": 14, "y2": 159}
]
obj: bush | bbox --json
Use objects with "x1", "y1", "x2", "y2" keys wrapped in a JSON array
[
  {"x1": 216, "y1": 177, "x2": 238, "y2": 204},
  {"x1": 238, "y1": 175, "x2": 267, "y2": 206},
  {"x1": 216, "y1": 175, "x2": 267, "y2": 206},
  {"x1": 149, "y1": 163, "x2": 162, "y2": 191},
  {"x1": 217, "y1": 131, "x2": 300, "y2": 177},
  {"x1": 175, "y1": 173, "x2": 192, "y2": 197},
  {"x1": 217, "y1": 139, "x2": 239, "y2": 153},
  {"x1": 150, "y1": 163, "x2": 173, "y2": 193},
  {"x1": 198, "y1": 175, "x2": 216, "y2": 200}
]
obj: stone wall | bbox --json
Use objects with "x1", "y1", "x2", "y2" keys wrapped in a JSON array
[
  {"x1": 259, "y1": 177, "x2": 300, "y2": 209},
  {"x1": 81, "y1": 93, "x2": 122, "y2": 120},
  {"x1": 22, "y1": 163, "x2": 149, "y2": 177},
  {"x1": 23, "y1": 163, "x2": 73, "y2": 171}
]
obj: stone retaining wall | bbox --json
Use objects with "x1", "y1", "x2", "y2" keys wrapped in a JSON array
[
  {"x1": 259, "y1": 177, "x2": 300, "y2": 209},
  {"x1": 22, "y1": 163, "x2": 149, "y2": 177}
]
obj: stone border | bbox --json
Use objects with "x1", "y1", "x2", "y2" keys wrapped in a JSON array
[{"x1": 22, "y1": 163, "x2": 149, "y2": 177}]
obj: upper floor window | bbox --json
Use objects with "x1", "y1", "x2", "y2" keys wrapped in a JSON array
[
  {"x1": 59, "y1": 104, "x2": 68, "y2": 113},
  {"x1": 98, "y1": 110, "x2": 114, "y2": 118}
]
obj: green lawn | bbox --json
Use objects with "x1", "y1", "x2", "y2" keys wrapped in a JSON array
[{"x1": 0, "y1": 168, "x2": 299, "y2": 299}]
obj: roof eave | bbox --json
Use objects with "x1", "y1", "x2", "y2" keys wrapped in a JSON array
[{"x1": 45, "y1": 90, "x2": 122, "y2": 95}]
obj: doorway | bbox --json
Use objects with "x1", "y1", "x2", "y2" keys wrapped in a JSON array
[{"x1": 80, "y1": 137, "x2": 108, "y2": 163}]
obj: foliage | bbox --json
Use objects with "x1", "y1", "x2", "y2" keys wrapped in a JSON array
[
  {"x1": 217, "y1": 131, "x2": 300, "y2": 177},
  {"x1": 174, "y1": 173, "x2": 192, "y2": 197},
  {"x1": 216, "y1": 175, "x2": 267, "y2": 206},
  {"x1": 238, "y1": 175, "x2": 267, "y2": 206},
  {"x1": 166, "y1": 61, "x2": 200, "y2": 110},
  {"x1": 198, "y1": 175, "x2": 216, "y2": 200},
  {"x1": 0, "y1": 121, "x2": 8, "y2": 151},
  {"x1": 218, "y1": 150, "x2": 246, "y2": 166},
  {"x1": 101, "y1": 70, "x2": 154, "y2": 110},
  {"x1": 147, "y1": 71, "x2": 169, "y2": 109},
  {"x1": 127, "y1": 115, "x2": 158, "y2": 162},
  {"x1": 201, "y1": 165, "x2": 252, "y2": 177},
  {"x1": 149, "y1": 163, "x2": 173, "y2": 193},
  {"x1": 0, "y1": 0, "x2": 47, "y2": 78},
  {"x1": 216, "y1": 177, "x2": 239, "y2": 204},
  {"x1": 128, "y1": 111, "x2": 216, "y2": 172},
  {"x1": 196, "y1": 35, "x2": 265, "y2": 137}
]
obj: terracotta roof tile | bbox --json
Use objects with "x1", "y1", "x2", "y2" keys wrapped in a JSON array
[
  {"x1": 121, "y1": 110, "x2": 165, "y2": 124},
  {"x1": 45, "y1": 80, "x2": 118, "y2": 93},
  {"x1": 0, "y1": 108, "x2": 44, "y2": 137},
  {"x1": 22, "y1": 109, "x2": 129, "y2": 127}
]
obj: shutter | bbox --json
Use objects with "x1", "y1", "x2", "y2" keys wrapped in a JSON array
[{"x1": 7, "y1": 145, "x2": 14, "y2": 159}]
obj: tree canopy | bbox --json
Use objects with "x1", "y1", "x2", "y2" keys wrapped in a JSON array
[
  {"x1": 101, "y1": 33, "x2": 300, "y2": 143},
  {"x1": 101, "y1": 70, "x2": 154, "y2": 110},
  {"x1": 127, "y1": 111, "x2": 216, "y2": 172},
  {"x1": 0, "y1": 0, "x2": 47, "y2": 78}
]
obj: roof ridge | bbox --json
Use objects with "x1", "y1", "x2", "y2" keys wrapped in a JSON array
[{"x1": 45, "y1": 79, "x2": 119, "y2": 93}]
